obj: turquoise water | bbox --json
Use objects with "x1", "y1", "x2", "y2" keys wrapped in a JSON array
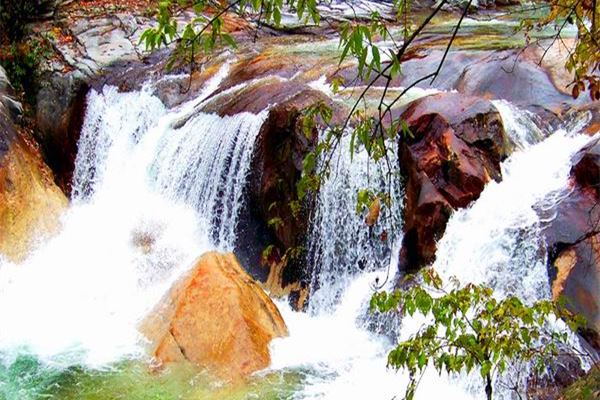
[{"x1": 0, "y1": 355, "x2": 305, "y2": 400}]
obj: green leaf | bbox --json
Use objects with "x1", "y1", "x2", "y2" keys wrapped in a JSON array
[
  {"x1": 222, "y1": 33, "x2": 237, "y2": 48},
  {"x1": 273, "y1": 7, "x2": 282, "y2": 26},
  {"x1": 372, "y1": 45, "x2": 381, "y2": 71}
]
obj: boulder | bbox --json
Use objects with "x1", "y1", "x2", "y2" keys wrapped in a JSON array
[
  {"x1": 35, "y1": 72, "x2": 89, "y2": 193},
  {"x1": 140, "y1": 252, "x2": 288, "y2": 381},
  {"x1": 202, "y1": 78, "x2": 332, "y2": 308},
  {"x1": 0, "y1": 67, "x2": 67, "y2": 262},
  {"x1": 561, "y1": 364, "x2": 600, "y2": 400},
  {"x1": 544, "y1": 137, "x2": 600, "y2": 350},
  {"x1": 398, "y1": 92, "x2": 508, "y2": 271},
  {"x1": 527, "y1": 353, "x2": 587, "y2": 400},
  {"x1": 456, "y1": 50, "x2": 581, "y2": 113}
]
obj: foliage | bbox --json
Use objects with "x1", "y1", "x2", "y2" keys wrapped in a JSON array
[
  {"x1": 562, "y1": 364, "x2": 600, "y2": 400},
  {"x1": 0, "y1": 0, "x2": 53, "y2": 105},
  {"x1": 140, "y1": 0, "x2": 320, "y2": 71},
  {"x1": 141, "y1": 4, "x2": 598, "y2": 397},
  {"x1": 0, "y1": 0, "x2": 38, "y2": 42},
  {"x1": 522, "y1": 0, "x2": 600, "y2": 100},
  {"x1": 371, "y1": 269, "x2": 586, "y2": 400}
]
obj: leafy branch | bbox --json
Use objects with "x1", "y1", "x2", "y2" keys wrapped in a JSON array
[{"x1": 371, "y1": 269, "x2": 589, "y2": 400}]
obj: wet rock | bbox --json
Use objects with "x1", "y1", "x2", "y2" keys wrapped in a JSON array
[
  {"x1": 35, "y1": 72, "x2": 89, "y2": 193},
  {"x1": 527, "y1": 353, "x2": 587, "y2": 400},
  {"x1": 561, "y1": 364, "x2": 600, "y2": 400},
  {"x1": 246, "y1": 88, "x2": 333, "y2": 303},
  {"x1": 456, "y1": 50, "x2": 580, "y2": 113},
  {"x1": 0, "y1": 67, "x2": 23, "y2": 122},
  {"x1": 140, "y1": 252, "x2": 288, "y2": 381},
  {"x1": 398, "y1": 92, "x2": 508, "y2": 271},
  {"x1": 0, "y1": 68, "x2": 67, "y2": 262},
  {"x1": 201, "y1": 73, "x2": 331, "y2": 305},
  {"x1": 544, "y1": 137, "x2": 600, "y2": 351}
]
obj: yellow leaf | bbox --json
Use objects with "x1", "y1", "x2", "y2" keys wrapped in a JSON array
[{"x1": 365, "y1": 197, "x2": 381, "y2": 227}]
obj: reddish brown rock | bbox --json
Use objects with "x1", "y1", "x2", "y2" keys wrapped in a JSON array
[
  {"x1": 202, "y1": 75, "x2": 334, "y2": 304},
  {"x1": 544, "y1": 137, "x2": 600, "y2": 350},
  {"x1": 398, "y1": 92, "x2": 508, "y2": 271},
  {"x1": 140, "y1": 252, "x2": 288, "y2": 381}
]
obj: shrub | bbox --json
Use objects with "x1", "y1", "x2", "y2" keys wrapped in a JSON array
[{"x1": 0, "y1": 1, "x2": 39, "y2": 42}]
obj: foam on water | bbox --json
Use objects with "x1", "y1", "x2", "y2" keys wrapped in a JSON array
[
  {"x1": 0, "y1": 58, "x2": 594, "y2": 400},
  {"x1": 305, "y1": 131, "x2": 403, "y2": 314},
  {"x1": 269, "y1": 109, "x2": 595, "y2": 399},
  {"x1": 0, "y1": 64, "x2": 267, "y2": 367}
]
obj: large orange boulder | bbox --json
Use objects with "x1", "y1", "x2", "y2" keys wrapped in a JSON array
[{"x1": 140, "y1": 252, "x2": 288, "y2": 381}]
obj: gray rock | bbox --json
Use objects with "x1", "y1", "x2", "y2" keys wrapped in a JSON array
[
  {"x1": 0, "y1": 66, "x2": 23, "y2": 123},
  {"x1": 35, "y1": 71, "x2": 88, "y2": 192}
]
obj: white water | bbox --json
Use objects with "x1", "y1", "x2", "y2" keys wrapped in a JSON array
[
  {"x1": 268, "y1": 108, "x2": 595, "y2": 399},
  {"x1": 0, "y1": 64, "x2": 268, "y2": 367},
  {"x1": 305, "y1": 132, "x2": 403, "y2": 313},
  {"x1": 492, "y1": 99, "x2": 546, "y2": 149},
  {"x1": 0, "y1": 64, "x2": 594, "y2": 400}
]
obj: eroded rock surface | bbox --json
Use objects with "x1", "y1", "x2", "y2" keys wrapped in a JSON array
[
  {"x1": 543, "y1": 137, "x2": 600, "y2": 350},
  {"x1": 141, "y1": 252, "x2": 288, "y2": 381},
  {"x1": 0, "y1": 67, "x2": 67, "y2": 262},
  {"x1": 398, "y1": 92, "x2": 508, "y2": 271}
]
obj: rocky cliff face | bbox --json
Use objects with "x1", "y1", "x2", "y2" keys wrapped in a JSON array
[
  {"x1": 0, "y1": 67, "x2": 67, "y2": 262},
  {"x1": 543, "y1": 138, "x2": 600, "y2": 350}
]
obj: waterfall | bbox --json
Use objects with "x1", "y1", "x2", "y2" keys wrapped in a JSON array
[
  {"x1": 433, "y1": 129, "x2": 589, "y2": 301},
  {"x1": 492, "y1": 99, "x2": 546, "y2": 149},
  {"x1": 0, "y1": 57, "x2": 596, "y2": 399},
  {"x1": 269, "y1": 106, "x2": 595, "y2": 399},
  {"x1": 73, "y1": 67, "x2": 268, "y2": 250},
  {"x1": 305, "y1": 133, "x2": 403, "y2": 314},
  {"x1": 0, "y1": 64, "x2": 268, "y2": 367}
]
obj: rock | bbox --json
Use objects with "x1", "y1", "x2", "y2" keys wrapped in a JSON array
[
  {"x1": 202, "y1": 76, "x2": 331, "y2": 307},
  {"x1": 70, "y1": 16, "x2": 140, "y2": 70},
  {"x1": 561, "y1": 363, "x2": 600, "y2": 400},
  {"x1": 456, "y1": 50, "x2": 581, "y2": 113},
  {"x1": 561, "y1": 364, "x2": 600, "y2": 400},
  {"x1": 398, "y1": 92, "x2": 508, "y2": 271},
  {"x1": 140, "y1": 252, "x2": 288, "y2": 381},
  {"x1": 527, "y1": 353, "x2": 587, "y2": 400},
  {"x1": 35, "y1": 72, "x2": 89, "y2": 193},
  {"x1": 242, "y1": 88, "x2": 331, "y2": 306},
  {"x1": 0, "y1": 67, "x2": 23, "y2": 122},
  {"x1": 543, "y1": 137, "x2": 600, "y2": 350},
  {"x1": 0, "y1": 71, "x2": 67, "y2": 262}
]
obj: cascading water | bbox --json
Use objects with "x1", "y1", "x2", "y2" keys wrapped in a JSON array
[
  {"x1": 0, "y1": 63, "x2": 268, "y2": 371},
  {"x1": 0, "y1": 61, "x2": 596, "y2": 399},
  {"x1": 73, "y1": 69, "x2": 268, "y2": 250},
  {"x1": 268, "y1": 104, "x2": 595, "y2": 400},
  {"x1": 305, "y1": 133, "x2": 403, "y2": 314}
]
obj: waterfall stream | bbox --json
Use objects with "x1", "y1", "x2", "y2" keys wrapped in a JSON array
[
  {"x1": 0, "y1": 64, "x2": 268, "y2": 368},
  {"x1": 0, "y1": 64, "x2": 596, "y2": 399},
  {"x1": 268, "y1": 107, "x2": 595, "y2": 400}
]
